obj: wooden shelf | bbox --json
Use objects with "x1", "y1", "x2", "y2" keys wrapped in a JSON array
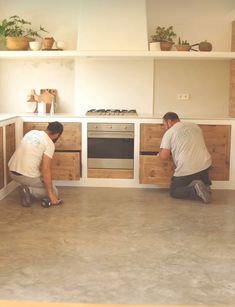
[{"x1": 0, "y1": 50, "x2": 234, "y2": 60}]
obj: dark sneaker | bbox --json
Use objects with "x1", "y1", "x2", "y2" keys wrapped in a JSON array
[
  {"x1": 18, "y1": 185, "x2": 32, "y2": 207},
  {"x1": 190, "y1": 180, "x2": 211, "y2": 204}
]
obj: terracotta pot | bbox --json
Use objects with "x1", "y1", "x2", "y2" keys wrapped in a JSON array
[
  {"x1": 6, "y1": 36, "x2": 34, "y2": 50},
  {"x1": 42, "y1": 37, "x2": 55, "y2": 50},
  {"x1": 175, "y1": 44, "x2": 191, "y2": 51},
  {"x1": 160, "y1": 41, "x2": 174, "y2": 51}
]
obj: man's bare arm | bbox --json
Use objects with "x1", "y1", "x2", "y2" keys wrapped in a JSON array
[
  {"x1": 42, "y1": 154, "x2": 59, "y2": 204},
  {"x1": 159, "y1": 148, "x2": 171, "y2": 160}
]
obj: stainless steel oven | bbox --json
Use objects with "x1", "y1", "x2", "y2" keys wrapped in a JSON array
[{"x1": 87, "y1": 123, "x2": 134, "y2": 169}]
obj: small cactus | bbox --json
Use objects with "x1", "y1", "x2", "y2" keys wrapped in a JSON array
[{"x1": 178, "y1": 37, "x2": 190, "y2": 45}]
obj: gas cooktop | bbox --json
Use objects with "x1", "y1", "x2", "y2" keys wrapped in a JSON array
[{"x1": 86, "y1": 109, "x2": 138, "y2": 116}]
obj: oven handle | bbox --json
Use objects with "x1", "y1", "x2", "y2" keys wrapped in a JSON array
[{"x1": 88, "y1": 131, "x2": 134, "y2": 139}]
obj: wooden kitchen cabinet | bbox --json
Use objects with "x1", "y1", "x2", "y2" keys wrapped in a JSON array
[
  {"x1": 199, "y1": 124, "x2": 231, "y2": 181},
  {"x1": 139, "y1": 123, "x2": 231, "y2": 185},
  {"x1": 5, "y1": 123, "x2": 16, "y2": 184},
  {"x1": 52, "y1": 152, "x2": 80, "y2": 180},
  {"x1": 140, "y1": 123, "x2": 164, "y2": 153},
  {"x1": 140, "y1": 123, "x2": 174, "y2": 186},
  {"x1": 23, "y1": 122, "x2": 81, "y2": 151},
  {"x1": 139, "y1": 155, "x2": 174, "y2": 186},
  {"x1": 23, "y1": 122, "x2": 82, "y2": 180},
  {"x1": 0, "y1": 127, "x2": 4, "y2": 189}
]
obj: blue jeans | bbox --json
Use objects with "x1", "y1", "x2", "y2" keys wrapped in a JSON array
[{"x1": 169, "y1": 167, "x2": 211, "y2": 200}]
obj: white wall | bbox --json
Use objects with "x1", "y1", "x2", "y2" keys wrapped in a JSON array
[
  {"x1": 146, "y1": 0, "x2": 234, "y2": 51},
  {"x1": 154, "y1": 60, "x2": 230, "y2": 117},
  {"x1": 146, "y1": 0, "x2": 234, "y2": 117},
  {"x1": 77, "y1": 0, "x2": 148, "y2": 50},
  {"x1": 75, "y1": 59, "x2": 154, "y2": 115},
  {"x1": 0, "y1": 60, "x2": 75, "y2": 113},
  {"x1": 0, "y1": 0, "x2": 79, "y2": 50},
  {"x1": 0, "y1": 0, "x2": 234, "y2": 117}
]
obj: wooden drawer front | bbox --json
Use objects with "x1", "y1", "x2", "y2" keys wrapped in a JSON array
[
  {"x1": 56, "y1": 123, "x2": 81, "y2": 151},
  {"x1": 199, "y1": 125, "x2": 231, "y2": 181},
  {"x1": 88, "y1": 168, "x2": 133, "y2": 179},
  {"x1": 23, "y1": 122, "x2": 81, "y2": 151},
  {"x1": 140, "y1": 155, "x2": 174, "y2": 186},
  {"x1": 0, "y1": 127, "x2": 4, "y2": 189},
  {"x1": 52, "y1": 152, "x2": 80, "y2": 180},
  {"x1": 140, "y1": 124, "x2": 164, "y2": 152},
  {"x1": 6, "y1": 123, "x2": 16, "y2": 184}
]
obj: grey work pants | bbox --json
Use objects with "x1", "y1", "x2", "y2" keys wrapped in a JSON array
[{"x1": 9, "y1": 171, "x2": 58, "y2": 200}]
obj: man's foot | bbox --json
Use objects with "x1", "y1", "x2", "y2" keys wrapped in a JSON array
[
  {"x1": 18, "y1": 185, "x2": 32, "y2": 207},
  {"x1": 190, "y1": 180, "x2": 211, "y2": 204}
]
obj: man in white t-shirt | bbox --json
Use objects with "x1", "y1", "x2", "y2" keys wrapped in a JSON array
[
  {"x1": 8, "y1": 121, "x2": 63, "y2": 207},
  {"x1": 159, "y1": 112, "x2": 212, "y2": 203}
]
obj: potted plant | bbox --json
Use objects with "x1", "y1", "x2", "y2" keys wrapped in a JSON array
[
  {"x1": 0, "y1": 15, "x2": 48, "y2": 50},
  {"x1": 175, "y1": 37, "x2": 191, "y2": 51},
  {"x1": 150, "y1": 26, "x2": 176, "y2": 51}
]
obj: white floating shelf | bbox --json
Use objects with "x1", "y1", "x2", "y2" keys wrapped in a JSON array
[{"x1": 0, "y1": 50, "x2": 234, "y2": 60}]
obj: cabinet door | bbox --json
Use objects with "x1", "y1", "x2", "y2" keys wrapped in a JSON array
[
  {"x1": 52, "y1": 152, "x2": 80, "y2": 180},
  {"x1": 140, "y1": 155, "x2": 174, "y2": 186},
  {"x1": 140, "y1": 123, "x2": 164, "y2": 152},
  {"x1": 0, "y1": 127, "x2": 4, "y2": 189},
  {"x1": 56, "y1": 123, "x2": 81, "y2": 151},
  {"x1": 199, "y1": 125, "x2": 231, "y2": 181},
  {"x1": 6, "y1": 123, "x2": 16, "y2": 184},
  {"x1": 23, "y1": 122, "x2": 81, "y2": 151}
]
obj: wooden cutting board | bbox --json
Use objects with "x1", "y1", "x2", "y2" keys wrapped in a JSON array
[{"x1": 38, "y1": 89, "x2": 57, "y2": 113}]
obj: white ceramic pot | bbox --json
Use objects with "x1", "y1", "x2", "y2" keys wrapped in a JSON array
[
  {"x1": 149, "y1": 42, "x2": 161, "y2": 51},
  {"x1": 29, "y1": 41, "x2": 42, "y2": 51}
]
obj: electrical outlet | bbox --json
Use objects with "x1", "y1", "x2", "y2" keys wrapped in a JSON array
[{"x1": 177, "y1": 93, "x2": 190, "y2": 100}]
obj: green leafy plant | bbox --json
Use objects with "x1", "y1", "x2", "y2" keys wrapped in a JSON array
[
  {"x1": 151, "y1": 26, "x2": 176, "y2": 43},
  {"x1": 178, "y1": 37, "x2": 190, "y2": 45},
  {"x1": 0, "y1": 15, "x2": 48, "y2": 43}
]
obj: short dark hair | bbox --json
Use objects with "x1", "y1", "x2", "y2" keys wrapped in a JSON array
[
  {"x1": 163, "y1": 112, "x2": 179, "y2": 121},
  {"x1": 47, "y1": 121, "x2": 63, "y2": 135}
]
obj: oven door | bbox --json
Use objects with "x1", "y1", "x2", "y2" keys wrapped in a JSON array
[{"x1": 88, "y1": 131, "x2": 134, "y2": 169}]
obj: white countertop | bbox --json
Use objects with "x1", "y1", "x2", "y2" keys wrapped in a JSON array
[{"x1": 1, "y1": 113, "x2": 235, "y2": 123}]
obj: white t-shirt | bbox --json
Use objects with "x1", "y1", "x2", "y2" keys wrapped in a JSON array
[
  {"x1": 8, "y1": 130, "x2": 55, "y2": 178},
  {"x1": 160, "y1": 122, "x2": 212, "y2": 177}
]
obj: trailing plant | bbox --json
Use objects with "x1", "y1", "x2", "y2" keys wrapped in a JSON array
[
  {"x1": 0, "y1": 15, "x2": 48, "y2": 43},
  {"x1": 151, "y1": 26, "x2": 176, "y2": 43}
]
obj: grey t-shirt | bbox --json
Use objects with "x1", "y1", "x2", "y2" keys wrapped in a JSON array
[{"x1": 160, "y1": 122, "x2": 212, "y2": 177}]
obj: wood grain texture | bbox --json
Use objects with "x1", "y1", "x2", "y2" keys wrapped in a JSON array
[
  {"x1": 0, "y1": 127, "x2": 4, "y2": 189},
  {"x1": 199, "y1": 125, "x2": 231, "y2": 181},
  {"x1": 0, "y1": 302, "x2": 215, "y2": 307},
  {"x1": 52, "y1": 152, "x2": 80, "y2": 180},
  {"x1": 5, "y1": 123, "x2": 16, "y2": 184},
  {"x1": 140, "y1": 123, "x2": 164, "y2": 152},
  {"x1": 139, "y1": 155, "x2": 174, "y2": 186},
  {"x1": 88, "y1": 168, "x2": 133, "y2": 179},
  {"x1": 23, "y1": 122, "x2": 81, "y2": 151}
]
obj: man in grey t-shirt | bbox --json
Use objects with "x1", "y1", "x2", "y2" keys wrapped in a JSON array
[{"x1": 159, "y1": 112, "x2": 212, "y2": 203}]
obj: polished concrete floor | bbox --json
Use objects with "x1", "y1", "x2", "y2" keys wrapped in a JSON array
[{"x1": 0, "y1": 187, "x2": 234, "y2": 306}]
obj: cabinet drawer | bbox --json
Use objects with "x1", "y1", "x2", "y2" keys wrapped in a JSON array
[
  {"x1": 199, "y1": 125, "x2": 231, "y2": 181},
  {"x1": 0, "y1": 127, "x2": 4, "y2": 189},
  {"x1": 140, "y1": 124, "x2": 164, "y2": 152},
  {"x1": 52, "y1": 152, "x2": 80, "y2": 180},
  {"x1": 23, "y1": 122, "x2": 81, "y2": 151},
  {"x1": 139, "y1": 155, "x2": 174, "y2": 186}
]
